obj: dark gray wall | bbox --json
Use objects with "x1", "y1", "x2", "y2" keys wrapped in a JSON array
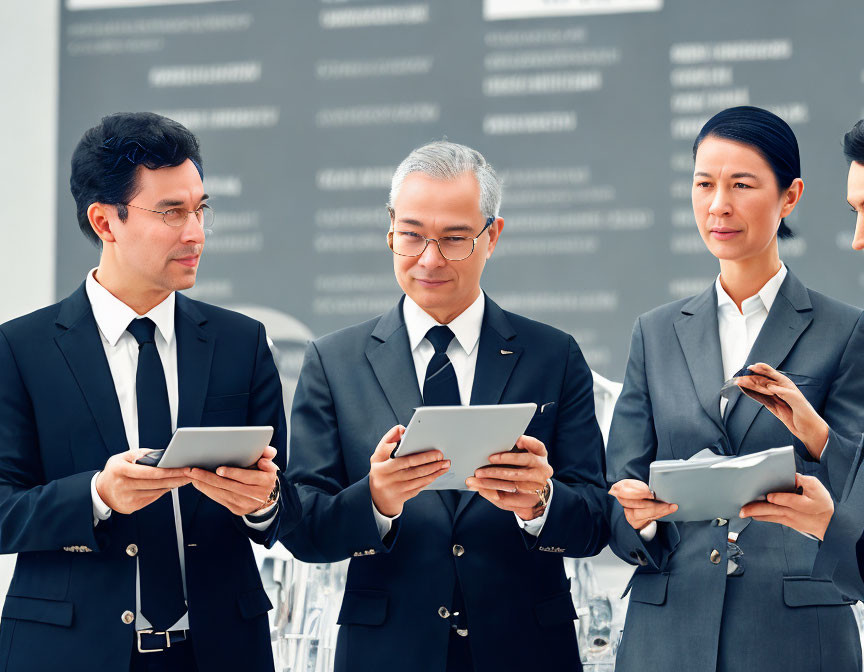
[{"x1": 56, "y1": 0, "x2": 864, "y2": 380}]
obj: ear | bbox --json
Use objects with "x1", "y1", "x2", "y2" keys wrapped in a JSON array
[
  {"x1": 780, "y1": 178, "x2": 804, "y2": 219},
  {"x1": 87, "y1": 203, "x2": 118, "y2": 244},
  {"x1": 485, "y1": 218, "x2": 504, "y2": 259}
]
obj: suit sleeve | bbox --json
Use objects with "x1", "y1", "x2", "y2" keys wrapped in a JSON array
[
  {"x1": 524, "y1": 336, "x2": 611, "y2": 557},
  {"x1": 605, "y1": 317, "x2": 680, "y2": 571},
  {"x1": 812, "y1": 442, "x2": 864, "y2": 600},
  {"x1": 278, "y1": 341, "x2": 399, "y2": 563},
  {"x1": 0, "y1": 329, "x2": 103, "y2": 553},
  {"x1": 814, "y1": 312, "x2": 864, "y2": 497},
  {"x1": 235, "y1": 322, "x2": 302, "y2": 548}
]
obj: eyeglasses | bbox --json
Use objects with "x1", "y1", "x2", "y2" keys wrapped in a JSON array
[
  {"x1": 387, "y1": 207, "x2": 495, "y2": 262},
  {"x1": 123, "y1": 203, "x2": 214, "y2": 231}
]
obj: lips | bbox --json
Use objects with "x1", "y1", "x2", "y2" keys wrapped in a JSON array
[
  {"x1": 173, "y1": 255, "x2": 200, "y2": 268},
  {"x1": 414, "y1": 278, "x2": 448, "y2": 288},
  {"x1": 709, "y1": 228, "x2": 741, "y2": 240}
]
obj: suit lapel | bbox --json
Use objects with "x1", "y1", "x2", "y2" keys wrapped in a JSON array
[
  {"x1": 54, "y1": 283, "x2": 128, "y2": 457},
  {"x1": 454, "y1": 297, "x2": 521, "y2": 521},
  {"x1": 673, "y1": 285, "x2": 727, "y2": 435},
  {"x1": 365, "y1": 298, "x2": 424, "y2": 428},
  {"x1": 724, "y1": 272, "x2": 813, "y2": 448},
  {"x1": 174, "y1": 294, "x2": 214, "y2": 527}
]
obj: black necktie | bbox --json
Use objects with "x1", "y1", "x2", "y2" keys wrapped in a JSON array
[
  {"x1": 423, "y1": 326, "x2": 461, "y2": 407},
  {"x1": 126, "y1": 317, "x2": 186, "y2": 631},
  {"x1": 423, "y1": 326, "x2": 461, "y2": 512}
]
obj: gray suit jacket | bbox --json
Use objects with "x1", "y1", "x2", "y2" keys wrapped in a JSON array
[{"x1": 607, "y1": 270, "x2": 864, "y2": 672}]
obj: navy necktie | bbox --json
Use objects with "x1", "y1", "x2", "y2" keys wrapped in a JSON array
[
  {"x1": 423, "y1": 326, "x2": 461, "y2": 407},
  {"x1": 126, "y1": 317, "x2": 186, "y2": 631}
]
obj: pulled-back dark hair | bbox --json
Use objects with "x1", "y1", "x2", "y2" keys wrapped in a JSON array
[
  {"x1": 693, "y1": 105, "x2": 800, "y2": 240},
  {"x1": 70, "y1": 112, "x2": 203, "y2": 246},
  {"x1": 843, "y1": 120, "x2": 864, "y2": 165}
]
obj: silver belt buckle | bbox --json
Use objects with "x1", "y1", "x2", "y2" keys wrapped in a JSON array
[{"x1": 137, "y1": 629, "x2": 171, "y2": 653}]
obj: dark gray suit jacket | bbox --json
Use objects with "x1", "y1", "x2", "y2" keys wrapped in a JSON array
[
  {"x1": 279, "y1": 295, "x2": 610, "y2": 672},
  {"x1": 606, "y1": 270, "x2": 864, "y2": 672}
]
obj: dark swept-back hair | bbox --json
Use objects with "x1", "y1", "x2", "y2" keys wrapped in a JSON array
[
  {"x1": 843, "y1": 120, "x2": 864, "y2": 165},
  {"x1": 693, "y1": 105, "x2": 800, "y2": 240},
  {"x1": 70, "y1": 112, "x2": 203, "y2": 246}
]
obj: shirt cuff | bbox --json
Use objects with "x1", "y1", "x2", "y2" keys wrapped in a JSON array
[
  {"x1": 90, "y1": 472, "x2": 112, "y2": 527},
  {"x1": 639, "y1": 520, "x2": 658, "y2": 542},
  {"x1": 243, "y1": 502, "x2": 278, "y2": 530},
  {"x1": 515, "y1": 480, "x2": 554, "y2": 537},
  {"x1": 372, "y1": 501, "x2": 401, "y2": 539},
  {"x1": 820, "y1": 435, "x2": 829, "y2": 459}
]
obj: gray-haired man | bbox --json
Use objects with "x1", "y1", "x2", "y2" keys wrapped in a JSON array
[{"x1": 280, "y1": 141, "x2": 610, "y2": 672}]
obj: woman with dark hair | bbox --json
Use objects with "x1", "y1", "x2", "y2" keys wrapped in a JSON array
[
  {"x1": 738, "y1": 119, "x2": 864, "y2": 601},
  {"x1": 605, "y1": 106, "x2": 864, "y2": 672}
]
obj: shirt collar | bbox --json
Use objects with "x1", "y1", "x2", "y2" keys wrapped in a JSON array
[
  {"x1": 403, "y1": 291, "x2": 485, "y2": 356},
  {"x1": 85, "y1": 268, "x2": 176, "y2": 347},
  {"x1": 715, "y1": 263, "x2": 787, "y2": 316}
]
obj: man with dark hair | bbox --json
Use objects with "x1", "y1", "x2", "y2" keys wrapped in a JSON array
[{"x1": 0, "y1": 112, "x2": 299, "y2": 671}]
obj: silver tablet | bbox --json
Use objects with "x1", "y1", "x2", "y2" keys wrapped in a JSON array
[
  {"x1": 392, "y1": 404, "x2": 537, "y2": 490},
  {"x1": 155, "y1": 426, "x2": 274, "y2": 470}
]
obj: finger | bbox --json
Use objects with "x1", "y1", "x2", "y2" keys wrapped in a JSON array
[
  {"x1": 764, "y1": 492, "x2": 813, "y2": 510},
  {"x1": 124, "y1": 462, "x2": 192, "y2": 480},
  {"x1": 261, "y1": 445, "x2": 277, "y2": 460},
  {"x1": 370, "y1": 425, "x2": 405, "y2": 462},
  {"x1": 609, "y1": 482, "x2": 653, "y2": 499},
  {"x1": 254, "y1": 458, "x2": 279, "y2": 474},
  {"x1": 128, "y1": 476, "x2": 193, "y2": 491},
  {"x1": 796, "y1": 473, "x2": 828, "y2": 495},
  {"x1": 389, "y1": 450, "x2": 444, "y2": 472},
  {"x1": 514, "y1": 435, "x2": 547, "y2": 457},
  {"x1": 740, "y1": 502, "x2": 788, "y2": 518},
  {"x1": 488, "y1": 451, "x2": 535, "y2": 466},
  {"x1": 189, "y1": 469, "x2": 268, "y2": 503},
  {"x1": 393, "y1": 460, "x2": 451, "y2": 482},
  {"x1": 191, "y1": 480, "x2": 262, "y2": 513},
  {"x1": 491, "y1": 490, "x2": 542, "y2": 508},
  {"x1": 400, "y1": 465, "x2": 451, "y2": 493},
  {"x1": 747, "y1": 515, "x2": 792, "y2": 526},
  {"x1": 474, "y1": 466, "x2": 546, "y2": 482},
  {"x1": 211, "y1": 465, "x2": 275, "y2": 485},
  {"x1": 466, "y1": 478, "x2": 545, "y2": 494},
  {"x1": 616, "y1": 497, "x2": 670, "y2": 509}
]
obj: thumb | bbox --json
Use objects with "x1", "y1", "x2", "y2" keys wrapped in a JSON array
[{"x1": 371, "y1": 425, "x2": 405, "y2": 462}]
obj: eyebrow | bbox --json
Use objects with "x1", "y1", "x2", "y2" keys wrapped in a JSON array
[
  {"x1": 154, "y1": 193, "x2": 209, "y2": 209},
  {"x1": 693, "y1": 171, "x2": 759, "y2": 179},
  {"x1": 395, "y1": 218, "x2": 475, "y2": 234}
]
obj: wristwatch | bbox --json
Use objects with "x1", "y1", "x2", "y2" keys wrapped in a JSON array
[{"x1": 247, "y1": 479, "x2": 280, "y2": 520}]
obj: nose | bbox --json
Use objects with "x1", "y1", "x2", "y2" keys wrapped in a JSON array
[
  {"x1": 708, "y1": 187, "x2": 731, "y2": 217},
  {"x1": 417, "y1": 238, "x2": 446, "y2": 268},
  {"x1": 852, "y1": 212, "x2": 864, "y2": 251},
  {"x1": 180, "y1": 211, "x2": 206, "y2": 244}
]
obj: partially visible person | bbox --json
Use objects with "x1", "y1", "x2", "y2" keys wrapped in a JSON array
[
  {"x1": 606, "y1": 106, "x2": 864, "y2": 672},
  {"x1": 740, "y1": 118, "x2": 864, "y2": 600},
  {"x1": 0, "y1": 112, "x2": 300, "y2": 672},
  {"x1": 279, "y1": 141, "x2": 610, "y2": 672}
]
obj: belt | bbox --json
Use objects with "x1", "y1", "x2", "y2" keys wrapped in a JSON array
[{"x1": 136, "y1": 629, "x2": 188, "y2": 654}]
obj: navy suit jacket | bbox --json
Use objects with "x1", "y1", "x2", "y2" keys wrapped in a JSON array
[
  {"x1": 606, "y1": 270, "x2": 864, "y2": 672},
  {"x1": 0, "y1": 283, "x2": 301, "y2": 672},
  {"x1": 279, "y1": 295, "x2": 610, "y2": 672}
]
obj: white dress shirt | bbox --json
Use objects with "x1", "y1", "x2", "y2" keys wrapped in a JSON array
[
  {"x1": 641, "y1": 263, "x2": 788, "y2": 542},
  {"x1": 85, "y1": 269, "x2": 274, "y2": 632},
  {"x1": 372, "y1": 291, "x2": 553, "y2": 538}
]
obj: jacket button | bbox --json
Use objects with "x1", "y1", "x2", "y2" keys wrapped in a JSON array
[
  {"x1": 710, "y1": 549, "x2": 722, "y2": 564},
  {"x1": 126, "y1": 544, "x2": 138, "y2": 557},
  {"x1": 456, "y1": 628, "x2": 468, "y2": 637},
  {"x1": 452, "y1": 544, "x2": 465, "y2": 557},
  {"x1": 121, "y1": 610, "x2": 135, "y2": 625},
  {"x1": 438, "y1": 606, "x2": 450, "y2": 619},
  {"x1": 714, "y1": 518, "x2": 728, "y2": 527}
]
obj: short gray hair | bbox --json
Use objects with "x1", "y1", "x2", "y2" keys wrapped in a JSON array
[{"x1": 388, "y1": 140, "x2": 502, "y2": 219}]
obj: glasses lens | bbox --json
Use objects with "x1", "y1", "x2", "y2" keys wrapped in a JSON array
[
  {"x1": 439, "y1": 237, "x2": 474, "y2": 261},
  {"x1": 391, "y1": 231, "x2": 426, "y2": 257},
  {"x1": 200, "y1": 204, "x2": 214, "y2": 231},
  {"x1": 163, "y1": 208, "x2": 187, "y2": 226}
]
